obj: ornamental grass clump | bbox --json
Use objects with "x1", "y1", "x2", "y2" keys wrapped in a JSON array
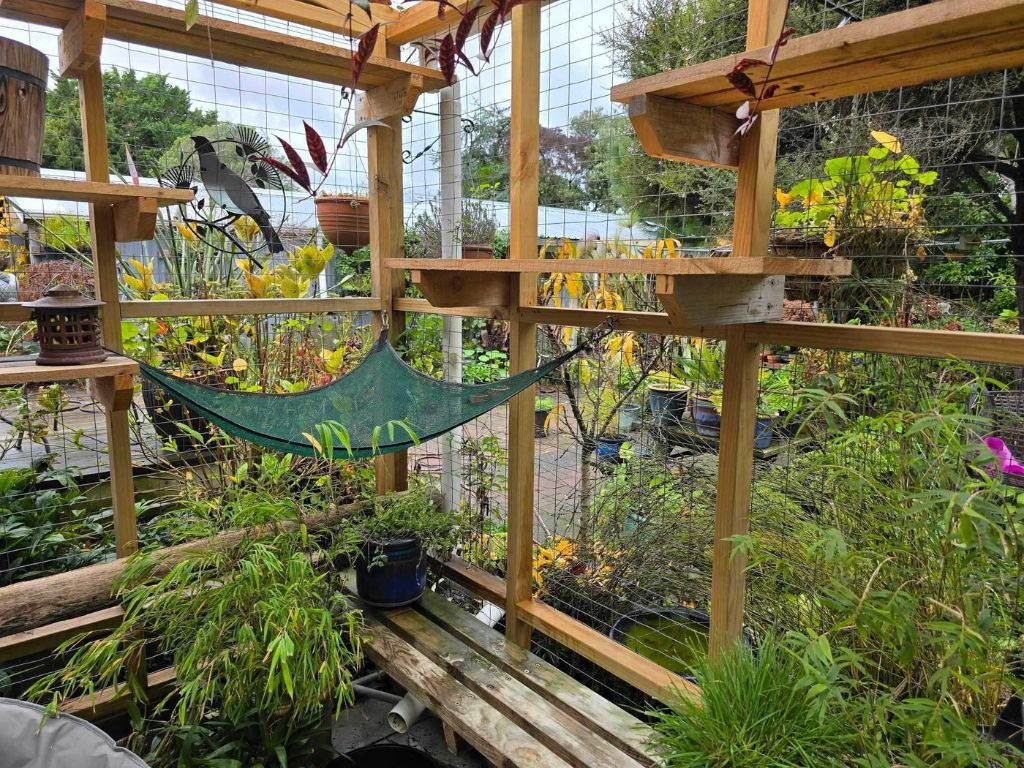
[{"x1": 651, "y1": 637, "x2": 859, "y2": 767}]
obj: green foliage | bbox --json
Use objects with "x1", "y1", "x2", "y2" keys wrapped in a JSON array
[
  {"x1": 43, "y1": 70, "x2": 217, "y2": 177},
  {"x1": 535, "y1": 396, "x2": 555, "y2": 411},
  {"x1": 463, "y1": 347, "x2": 509, "y2": 384},
  {"x1": 356, "y1": 486, "x2": 460, "y2": 558},
  {"x1": 0, "y1": 467, "x2": 113, "y2": 585},
  {"x1": 30, "y1": 491, "x2": 362, "y2": 767},
  {"x1": 407, "y1": 199, "x2": 498, "y2": 258},
  {"x1": 651, "y1": 638, "x2": 860, "y2": 767}
]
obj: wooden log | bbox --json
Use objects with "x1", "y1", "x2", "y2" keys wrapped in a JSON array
[
  {"x1": 0, "y1": 38, "x2": 48, "y2": 177},
  {"x1": 0, "y1": 498, "x2": 373, "y2": 636}
]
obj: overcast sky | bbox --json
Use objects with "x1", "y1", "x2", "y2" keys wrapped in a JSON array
[{"x1": 10, "y1": 0, "x2": 626, "y2": 211}]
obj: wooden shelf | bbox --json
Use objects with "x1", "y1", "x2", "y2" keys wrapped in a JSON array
[
  {"x1": 388, "y1": 257, "x2": 851, "y2": 325},
  {"x1": 0, "y1": 354, "x2": 137, "y2": 387},
  {"x1": 610, "y1": 0, "x2": 1024, "y2": 165},
  {"x1": 0, "y1": 0, "x2": 448, "y2": 92},
  {"x1": 0, "y1": 175, "x2": 194, "y2": 242}
]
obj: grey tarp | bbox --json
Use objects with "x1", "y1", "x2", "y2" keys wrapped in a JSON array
[{"x1": 0, "y1": 698, "x2": 150, "y2": 767}]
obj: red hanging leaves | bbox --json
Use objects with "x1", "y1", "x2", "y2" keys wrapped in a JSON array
[
  {"x1": 456, "y1": 1, "x2": 483, "y2": 51},
  {"x1": 438, "y1": 33, "x2": 457, "y2": 85},
  {"x1": 478, "y1": 11, "x2": 499, "y2": 62},
  {"x1": 352, "y1": 22, "x2": 380, "y2": 87},
  {"x1": 275, "y1": 136, "x2": 312, "y2": 192},
  {"x1": 727, "y1": 70, "x2": 757, "y2": 98},
  {"x1": 257, "y1": 156, "x2": 313, "y2": 194},
  {"x1": 304, "y1": 122, "x2": 328, "y2": 175}
]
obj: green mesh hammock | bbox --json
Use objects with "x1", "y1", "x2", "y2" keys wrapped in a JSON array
[{"x1": 137, "y1": 331, "x2": 592, "y2": 459}]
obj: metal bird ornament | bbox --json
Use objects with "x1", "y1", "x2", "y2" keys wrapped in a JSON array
[{"x1": 191, "y1": 135, "x2": 284, "y2": 254}]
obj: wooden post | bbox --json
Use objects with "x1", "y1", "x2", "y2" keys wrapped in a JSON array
[
  {"x1": 504, "y1": 0, "x2": 542, "y2": 649},
  {"x1": 76, "y1": 52, "x2": 138, "y2": 558},
  {"x1": 368, "y1": 106, "x2": 408, "y2": 495},
  {"x1": 708, "y1": 0, "x2": 786, "y2": 656}
]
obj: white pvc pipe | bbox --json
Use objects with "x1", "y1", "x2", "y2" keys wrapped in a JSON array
[
  {"x1": 475, "y1": 601, "x2": 504, "y2": 628},
  {"x1": 388, "y1": 693, "x2": 427, "y2": 734}
]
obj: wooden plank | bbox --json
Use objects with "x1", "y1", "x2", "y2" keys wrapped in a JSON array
[
  {"x1": 436, "y1": 556, "x2": 507, "y2": 605},
  {"x1": 58, "y1": 0, "x2": 105, "y2": 78},
  {"x1": 208, "y1": 0, "x2": 395, "y2": 36},
  {"x1": 112, "y1": 196, "x2": 159, "y2": 242},
  {"x1": 388, "y1": 0, "x2": 481, "y2": 45},
  {"x1": 0, "y1": 304, "x2": 31, "y2": 322},
  {"x1": 394, "y1": 297, "x2": 508, "y2": 320},
  {"x1": 60, "y1": 667, "x2": 176, "y2": 719},
  {"x1": 356, "y1": 74, "x2": 426, "y2": 121},
  {"x1": 655, "y1": 274, "x2": 783, "y2": 325},
  {"x1": 386, "y1": 256, "x2": 851, "y2": 276},
  {"x1": 0, "y1": 606, "x2": 123, "y2": 663},
  {"x1": 610, "y1": 0, "x2": 1024, "y2": 112},
  {"x1": 410, "y1": 269, "x2": 510, "y2": 307},
  {"x1": 376, "y1": 605, "x2": 650, "y2": 768},
  {"x1": 0, "y1": 355, "x2": 138, "y2": 386},
  {"x1": 78, "y1": 60, "x2": 138, "y2": 560},
  {"x1": 120, "y1": 297, "x2": 381, "y2": 318},
  {"x1": 368, "y1": 105, "x2": 408, "y2": 495},
  {"x1": 417, "y1": 589, "x2": 659, "y2": 766},
  {"x1": 628, "y1": 95, "x2": 739, "y2": 168},
  {"x1": 517, "y1": 598, "x2": 700, "y2": 704},
  {"x1": 362, "y1": 613, "x2": 574, "y2": 768},
  {"x1": 0, "y1": 0, "x2": 447, "y2": 93},
  {"x1": 504, "y1": 0, "x2": 542, "y2": 650},
  {"x1": 0, "y1": 175, "x2": 193, "y2": 206}
]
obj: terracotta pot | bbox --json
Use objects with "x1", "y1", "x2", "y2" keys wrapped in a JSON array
[
  {"x1": 0, "y1": 38, "x2": 48, "y2": 177},
  {"x1": 462, "y1": 243, "x2": 494, "y2": 260},
  {"x1": 316, "y1": 194, "x2": 370, "y2": 249}
]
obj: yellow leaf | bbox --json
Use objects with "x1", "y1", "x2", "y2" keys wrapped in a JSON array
[
  {"x1": 823, "y1": 219, "x2": 837, "y2": 248},
  {"x1": 175, "y1": 220, "x2": 198, "y2": 244},
  {"x1": 870, "y1": 130, "x2": 902, "y2": 154},
  {"x1": 302, "y1": 432, "x2": 322, "y2": 454},
  {"x1": 775, "y1": 187, "x2": 793, "y2": 207},
  {"x1": 232, "y1": 358, "x2": 248, "y2": 373}
]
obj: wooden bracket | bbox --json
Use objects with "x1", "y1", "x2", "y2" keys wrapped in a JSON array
[
  {"x1": 59, "y1": 0, "x2": 106, "y2": 78},
  {"x1": 356, "y1": 73, "x2": 426, "y2": 120},
  {"x1": 112, "y1": 197, "x2": 160, "y2": 242},
  {"x1": 628, "y1": 95, "x2": 739, "y2": 169},
  {"x1": 655, "y1": 274, "x2": 783, "y2": 325},
  {"x1": 88, "y1": 373, "x2": 135, "y2": 413},
  {"x1": 410, "y1": 269, "x2": 510, "y2": 308}
]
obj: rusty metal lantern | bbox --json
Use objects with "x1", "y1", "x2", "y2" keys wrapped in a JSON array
[{"x1": 23, "y1": 286, "x2": 106, "y2": 365}]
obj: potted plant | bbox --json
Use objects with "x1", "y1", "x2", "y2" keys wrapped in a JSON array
[
  {"x1": 353, "y1": 486, "x2": 459, "y2": 608},
  {"x1": 460, "y1": 200, "x2": 498, "y2": 259},
  {"x1": 316, "y1": 192, "x2": 371, "y2": 249},
  {"x1": 595, "y1": 431, "x2": 629, "y2": 465},
  {"x1": 535, "y1": 395, "x2": 555, "y2": 437},
  {"x1": 647, "y1": 369, "x2": 690, "y2": 428},
  {"x1": 704, "y1": 369, "x2": 793, "y2": 449},
  {"x1": 677, "y1": 340, "x2": 724, "y2": 436}
]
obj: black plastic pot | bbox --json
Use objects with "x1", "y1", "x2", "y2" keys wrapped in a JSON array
[
  {"x1": 535, "y1": 408, "x2": 550, "y2": 437},
  {"x1": 355, "y1": 537, "x2": 427, "y2": 608},
  {"x1": 326, "y1": 744, "x2": 439, "y2": 768},
  {"x1": 648, "y1": 385, "x2": 689, "y2": 428}
]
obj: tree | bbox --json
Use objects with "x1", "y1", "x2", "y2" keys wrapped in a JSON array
[{"x1": 43, "y1": 69, "x2": 218, "y2": 178}]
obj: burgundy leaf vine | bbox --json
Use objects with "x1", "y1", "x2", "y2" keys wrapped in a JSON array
[{"x1": 729, "y1": 0, "x2": 795, "y2": 144}]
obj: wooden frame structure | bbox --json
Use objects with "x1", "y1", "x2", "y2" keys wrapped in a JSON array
[{"x1": 1, "y1": 0, "x2": 1024, "y2": 735}]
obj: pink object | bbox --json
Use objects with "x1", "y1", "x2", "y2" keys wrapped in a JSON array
[{"x1": 983, "y1": 437, "x2": 1024, "y2": 476}]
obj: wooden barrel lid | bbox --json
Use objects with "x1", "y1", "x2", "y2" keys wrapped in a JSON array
[{"x1": 0, "y1": 38, "x2": 49, "y2": 83}]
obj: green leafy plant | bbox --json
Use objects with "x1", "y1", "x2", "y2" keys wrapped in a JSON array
[
  {"x1": 31, "y1": 491, "x2": 362, "y2": 767},
  {"x1": 535, "y1": 396, "x2": 555, "y2": 411},
  {"x1": 355, "y1": 486, "x2": 459, "y2": 559},
  {"x1": 774, "y1": 130, "x2": 937, "y2": 254},
  {"x1": 463, "y1": 347, "x2": 509, "y2": 384},
  {"x1": 651, "y1": 637, "x2": 860, "y2": 767}
]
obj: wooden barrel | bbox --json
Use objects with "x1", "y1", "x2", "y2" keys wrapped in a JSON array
[{"x1": 0, "y1": 38, "x2": 48, "y2": 177}]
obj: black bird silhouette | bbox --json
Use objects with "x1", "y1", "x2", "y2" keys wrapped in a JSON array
[{"x1": 191, "y1": 136, "x2": 283, "y2": 254}]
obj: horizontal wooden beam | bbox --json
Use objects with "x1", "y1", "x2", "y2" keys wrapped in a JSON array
[
  {"x1": 436, "y1": 557, "x2": 697, "y2": 704},
  {"x1": 628, "y1": 95, "x2": 739, "y2": 168},
  {"x1": 388, "y1": 0, "x2": 479, "y2": 45},
  {"x1": 209, "y1": 0, "x2": 396, "y2": 36},
  {"x1": 0, "y1": 606, "x2": 123, "y2": 663},
  {"x1": 0, "y1": 0, "x2": 447, "y2": 92},
  {"x1": 61, "y1": 666, "x2": 176, "y2": 719},
  {"x1": 120, "y1": 296, "x2": 381, "y2": 317},
  {"x1": 0, "y1": 304, "x2": 31, "y2": 322},
  {"x1": 0, "y1": 175, "x2": 192, "y2": 206},
  {"x1": 611, "y1": 0, "x2": 1024, "y2": 112},
  {"x1": 394, "y1": 297, "x2": 507, "y2": 320},
  {"x1": 0, "y1": 356, "x2": 138, "y2": 387}
]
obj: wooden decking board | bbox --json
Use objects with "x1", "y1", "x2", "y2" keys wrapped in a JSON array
[
  {"x1": 377, "y1": 604, "x2": 649, "y2": 768},
  {"x1": 415, "y1": 590, "x2": 659, "y2": 766},
  {"x1": 361, "y1": 612, "x2": 575, "y2": 768}
]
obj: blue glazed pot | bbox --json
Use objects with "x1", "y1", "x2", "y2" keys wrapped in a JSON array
[
  {"x1": 692, "y1": 396, "x2": 721, "y2": 437},
  {"x1": 355, "y1": 537, "x2": 427, "y2": 608},
  {"x1": 594, "y1": 435, "x2": 627, "y2": 464},
  {"x1": 648, "y1": 386, "x2": 689, "y2": 427},
  {"x1": 754, "y1": 416, "x2": 775, "y2": 450}
]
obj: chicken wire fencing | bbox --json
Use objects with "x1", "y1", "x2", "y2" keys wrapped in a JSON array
[{"x1": 0, "y1": 0, "x2": 1023, "y2": 719}]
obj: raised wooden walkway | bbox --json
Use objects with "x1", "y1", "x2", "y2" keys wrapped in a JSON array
[{"x1": 358, "y1": 590, "x2": 662, "y2": 768}]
